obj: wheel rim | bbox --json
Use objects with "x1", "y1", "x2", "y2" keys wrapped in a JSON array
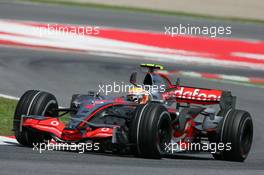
[
  {"x1": 42, "y1": 100, "x2": 58, "y2": 117},
  {"x1": 156, "y1": 114, "x2": 171, "y2": 154},
  {"x1": 240, "y1": 118, "x2": 253, "y2": 157}
]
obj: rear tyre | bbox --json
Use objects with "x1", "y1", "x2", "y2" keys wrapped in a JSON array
[
  {"x1": 130, "y1": 103, "x2": 172, "y2": 158},
  {"x1": 13, "y1": 90, "x2": 58, "y2": 146},
  {"x1": 210, "y1": 109, "x2": 253, "y2": 162}
]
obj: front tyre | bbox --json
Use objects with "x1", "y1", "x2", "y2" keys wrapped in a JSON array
[
  {"x1": 13, "y1": 90, "x2": 58, "y2": 146},
  {"x1": 130, "y1": 103, "x2": 172, "y2": 158}
]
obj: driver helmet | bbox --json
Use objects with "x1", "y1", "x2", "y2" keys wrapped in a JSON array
[{"x1": 127, "y1": 87, "x2": 150, "y2": 104}]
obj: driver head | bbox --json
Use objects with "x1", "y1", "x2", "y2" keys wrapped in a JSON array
[{"x1": 127, "y1": 87, "x2": 150, "y2": 104}]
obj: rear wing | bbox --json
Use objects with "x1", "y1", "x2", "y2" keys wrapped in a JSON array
[{"x1": 163, "y1": 86, "x2": 236, "y2": 108}]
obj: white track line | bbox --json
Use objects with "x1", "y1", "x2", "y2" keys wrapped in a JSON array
[
  {"x1": 0, "y1": 94, "x2": 19, "y2": 100},
  {"x1": 0, "y1": 136, "x2": 18, "y2": 145}
]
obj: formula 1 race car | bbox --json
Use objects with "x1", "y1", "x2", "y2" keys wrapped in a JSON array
[{"x1": 13, "y1": 64, "x2": 253, "y2": 161}]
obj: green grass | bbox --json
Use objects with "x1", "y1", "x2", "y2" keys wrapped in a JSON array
[
  {"x1": 0, "y1": 97, "x2": 71, "y2": 136},
  {"x1": 0, "y1": 97, "x2": 17, "y2": 136},
  {"x1": 23, "y1": 0, "x2": 264, "y2": 24},
  {"x1": 59, "y1": 113, "x2": 71, "y2": 125}
]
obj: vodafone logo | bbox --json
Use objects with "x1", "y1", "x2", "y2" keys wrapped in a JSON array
[
  {"x1": 163, "y1": 87, "x2": 222, "y2": 101},
  {"x1": 50, "y1": 121, "x2": 59, "y2": 126},
  {"x1": 101, "y1": 128, "x2": 110, "y2": 132}
]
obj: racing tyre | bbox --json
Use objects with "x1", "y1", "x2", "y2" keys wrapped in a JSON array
[
  {"x1": 211, "y1": 109, "x2": 253, "y2": 162},
  {"x1": 130, "y1": 103, "x2": 172, "y2": 158},
  {"x1": 13, "y1": 90, "x2": 58, "y2": 146}
]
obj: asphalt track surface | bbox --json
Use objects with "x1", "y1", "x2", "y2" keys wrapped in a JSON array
[{"x1": 0, "y1": 1, "x2": 264, "y2": 175}]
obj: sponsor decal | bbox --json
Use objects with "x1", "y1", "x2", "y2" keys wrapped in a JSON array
[
  {"x1": 163, "y1": 87, "x2": 222, "y2": 101},
  {"x1": 85, "y1": 128, "x2": 113, "y2": 138},
  {"x1": 101, "y1": 128, "x2": 110, "y2": 132},
  {"x1": 50, "y1": 121, "x2": 59, "y2": 126}
]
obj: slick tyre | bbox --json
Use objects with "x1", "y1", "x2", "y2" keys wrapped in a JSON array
[
  {"x1": 13, "y1": 90, "x2": 58, "y2": 147},
  {"x1": 130, "y1": 103, "x2": 172, "y2": 158},
  {"x1": 211, "y1": 109, "x2": 253, "y2": 162}
]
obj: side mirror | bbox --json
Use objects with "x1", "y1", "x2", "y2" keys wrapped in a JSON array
[{"x1": 130, "y1": 72, "x2": 138, "y2": 86}]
